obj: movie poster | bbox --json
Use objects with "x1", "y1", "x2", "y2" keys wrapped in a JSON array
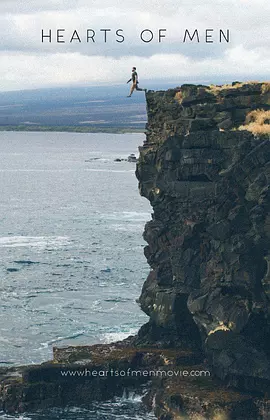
[{"x1": 0, "y1": 1, "x2": 269, "y2": 419}]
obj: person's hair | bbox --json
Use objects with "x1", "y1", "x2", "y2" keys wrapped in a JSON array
[{"x1": 132, "y1": 67, "x2": 136, "y2": 70}]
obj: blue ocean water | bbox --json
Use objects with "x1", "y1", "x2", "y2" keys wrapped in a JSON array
[{"x1": 0, "y1": 131, "x2": 154, "y2": 419}]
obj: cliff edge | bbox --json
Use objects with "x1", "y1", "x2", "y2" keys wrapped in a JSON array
[{"x1": 136, "y1": 82, "x2": 270, "y2": 393}]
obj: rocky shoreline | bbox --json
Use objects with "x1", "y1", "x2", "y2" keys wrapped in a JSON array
[
  {"x1": 1, "y1": 82, "x2": 270, "y2": 419},
  {"x1": 1, "y1": 339, "x2": 268, "y2": 419}
]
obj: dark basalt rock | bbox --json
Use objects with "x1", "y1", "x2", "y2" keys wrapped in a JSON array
[
  {"x1": 1, "y1": 342, "x2": 269, "y2": 419},
  {"x1": 136, "y1": 82, "x2": 270, "y2": 399}
]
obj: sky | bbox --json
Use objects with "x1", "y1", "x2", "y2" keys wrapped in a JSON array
[{"x1": 0, "y1": 0, "x2": 269, "y2": 91}]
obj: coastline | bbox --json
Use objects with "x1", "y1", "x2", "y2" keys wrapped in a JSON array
[{"x1": 0, "y1": 125, "x2": 145, "y2": 134}]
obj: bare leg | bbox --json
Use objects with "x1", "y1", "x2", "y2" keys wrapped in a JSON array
[{"x1": 127, "y1": 83, "x2": 136, "y2": 97}]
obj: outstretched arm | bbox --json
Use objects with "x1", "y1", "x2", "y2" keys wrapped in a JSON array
[{"x1": 126, "y1": 78, "x2": 131, "y2": 83}]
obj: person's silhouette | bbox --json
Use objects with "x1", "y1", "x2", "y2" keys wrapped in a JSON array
[{"x1": 126, "y1": 67, "x2": 146, "y2": 97}]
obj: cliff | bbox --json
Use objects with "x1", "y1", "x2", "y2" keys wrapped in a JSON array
[
  {"x1": 1, "y1": 82, "x2": 270, "y2": 420},
  {"x1": 135, "y1": 82, "x2": 270, "y2": 393}
]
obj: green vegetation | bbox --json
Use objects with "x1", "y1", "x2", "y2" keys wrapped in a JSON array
[{"x1": 0, "y1": 125, "x2": 145, "y2": 134}]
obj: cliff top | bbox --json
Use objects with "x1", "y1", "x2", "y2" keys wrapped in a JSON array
[{"x1": 145, "y1": 81, "x2": 270, "y2": 137}]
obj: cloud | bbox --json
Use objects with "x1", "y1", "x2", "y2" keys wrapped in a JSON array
[
  {"x1": 0, "y1": 44, "x2": 269, "y2": 91},
  {"x1": 0, "y1": 0, "x2": 269, "y2": 91}
]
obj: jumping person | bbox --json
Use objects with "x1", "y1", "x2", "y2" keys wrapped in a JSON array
[{"x1": 126, "y1": 67, "x2": 146, "y2": 97}]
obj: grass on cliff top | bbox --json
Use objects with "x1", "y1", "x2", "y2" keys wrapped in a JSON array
[
  {"x1": 174, "y1": 82, "x2": 270, "y2": 104},
  {"x1": 207, "y1": 81, "x2": 270, "y2": 95},
  {"x1": 238, "y1": 109, "x2": 270, "y2": 135}
]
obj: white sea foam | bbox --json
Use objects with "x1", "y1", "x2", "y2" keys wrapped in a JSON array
[
  {"x1": 101, "y1": 211, "x2": 150, "y2": 222},
  {"x1": 85, "y1": 169, "x2": 134, "y2": 173},
  {"x1": 109, "y1": 223, "x2": 145, "y2": 232},
  {"x1": 39, "y1": 330, "x2": 86, "y2": 348},
  {"x1": 101, "y1": 328, "x2": 139, "y2": 344},
  {"x1": 120, "y1": 390, "x2": 144, "y2": 403},
  {"x1": 121, "y1": 211, "x2": 150, "y2": 220},
  {"x1": 0, "y1": 236, "x2": 70, "y2": 249},
  {"x1": 120, "y1": 395, "x2": 143, "y2": 407}
]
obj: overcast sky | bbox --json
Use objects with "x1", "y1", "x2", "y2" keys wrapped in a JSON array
[{"x1": 0, "y1": 0, "x2": 269, "y2": 91}]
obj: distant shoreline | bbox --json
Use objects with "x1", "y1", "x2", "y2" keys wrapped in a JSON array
[{"x1": 0, "y1": 125, "x2": 145, "y2": 134}]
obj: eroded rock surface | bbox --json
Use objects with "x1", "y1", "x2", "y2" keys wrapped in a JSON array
[
  {"x1": 1, "y1": 342, "x2": 268, "y2": 419},
  {"x1": 136, "y1": 83, "x2": 270, "y2": 393}
]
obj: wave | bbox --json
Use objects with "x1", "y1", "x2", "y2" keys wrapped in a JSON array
[
  {"x1": 100, "y1": 211, "x2": 150, "y2": 222},
  {"x1": 108, "y1": 224, "x2": 145, "y2": 232},
  {"x1": 0, "y1": 169, "x2": 74, "y2": 172},
  {"x1": 85, "y1": 169, "x2": 134, "y2": 173},
  {"x1": 101, "y1": 328, "x2": 139, "y2": 344},
  {"x1": 39, "y1": 330, "x2": 86, "y2": 349},
  {"x1": 0, "y1": 236, "x2": 70, "y2": 249},
  {"x1": 85, "y1": 158, "x2": 110, "y2": 162},
  {"x1": 0, "y1": 404, "x2": 156, "y2": 420},
  {"x1": 0, "y1": 414, "x2": 32, "y2": 420},
  {"x1": 104, "y1": 298, "x2": 131, "y2": 303},
  {"x1": 13, "y1": 260, "x2": 40, "y2": 265},
  {"x1": 121, "y1": 211, "x2": 150, "y2": 219}
]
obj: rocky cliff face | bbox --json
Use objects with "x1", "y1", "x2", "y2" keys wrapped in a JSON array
[{"x1": 136, "y1": 82, "x2": 270, "y2": 392}]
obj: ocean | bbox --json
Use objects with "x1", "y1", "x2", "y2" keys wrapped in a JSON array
[{"x1": 0, "y1": 131, "x2": 155, "y2": 419}]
